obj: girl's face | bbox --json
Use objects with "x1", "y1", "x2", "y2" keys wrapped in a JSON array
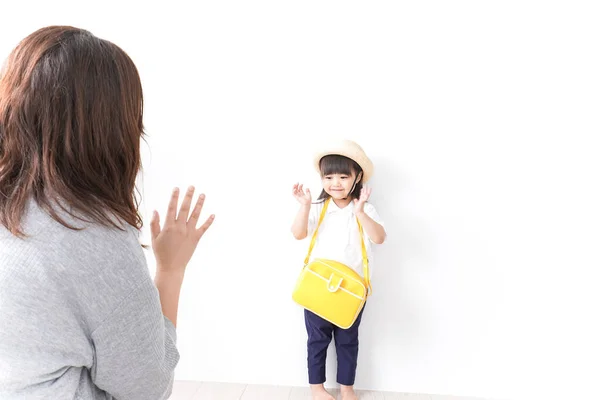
[{"x1": 322, "y1": 171, "x2": 358, "y2": 200}]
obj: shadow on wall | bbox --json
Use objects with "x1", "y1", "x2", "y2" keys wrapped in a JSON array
[{"x1": 348, "y1": 156, "x2": 439, "y2": 389}]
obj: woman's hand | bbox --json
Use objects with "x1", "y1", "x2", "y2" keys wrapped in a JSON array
[{"x1": 150, "y1": 186, "x2": 215, "y2": 275}]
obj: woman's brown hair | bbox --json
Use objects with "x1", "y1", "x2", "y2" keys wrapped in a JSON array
[{"x1": 0, "y1": 26, "x2": 144, "y2": 237}]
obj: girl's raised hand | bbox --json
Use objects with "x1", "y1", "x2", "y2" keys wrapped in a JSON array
[
  {"x1": 292, "y1": 183, "x2": 312, "y2": 205},
  {"x1": 353, "y1": 186, "x2": 372, "y2": 214}
]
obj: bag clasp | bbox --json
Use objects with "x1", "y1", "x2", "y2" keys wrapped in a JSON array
[{"x1": 326, "y1": 273, "x2": 343, "y2": 293}]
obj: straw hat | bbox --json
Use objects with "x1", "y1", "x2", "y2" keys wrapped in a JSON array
[{"x1": 313, "y1": 139, "x2": 374, "y2": 183}]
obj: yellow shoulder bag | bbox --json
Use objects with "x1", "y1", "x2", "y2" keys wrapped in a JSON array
[{"x1": 292, "y1": 198, "x2": 372, "y2": 329}]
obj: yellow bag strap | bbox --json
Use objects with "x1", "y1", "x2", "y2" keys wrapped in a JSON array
[{"x1": 303, "y1": 197, "x2": 372, "y2": 295}]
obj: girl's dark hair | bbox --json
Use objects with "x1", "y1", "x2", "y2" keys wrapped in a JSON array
[
  {"x1": 316, "y1": 154, "x2": 364, "y2": 202},
  {"x1": 0, "y1": 26, "x2": 144, "y2": 237}
]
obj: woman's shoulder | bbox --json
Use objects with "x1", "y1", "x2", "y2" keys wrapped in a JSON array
[
  {"x1": 29, "y1": 200, "x2": 138, "y2": 240},
  {"x1": 18, "y1": 201, "x2": 146, "y2": 271},
  {"x1": 2, "y1": 200, "x2": 148, "y2": 290}
]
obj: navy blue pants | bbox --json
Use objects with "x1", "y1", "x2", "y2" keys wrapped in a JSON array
[{"x1": 304, "y1": 306, "x2": 365, "y2": 386}]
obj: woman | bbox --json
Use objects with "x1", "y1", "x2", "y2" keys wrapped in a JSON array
[{"x1": 0, "y1": 26, "x2": 214, "y2": 399}]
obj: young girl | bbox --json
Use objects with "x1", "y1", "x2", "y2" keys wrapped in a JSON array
[{"x1": 291, "y1": 139, "x2": 386, "y2": 400}]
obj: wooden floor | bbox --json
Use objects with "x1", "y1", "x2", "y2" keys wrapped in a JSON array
[{"x1": 169, "y1": 381, "x2": 494, "y2": 400}]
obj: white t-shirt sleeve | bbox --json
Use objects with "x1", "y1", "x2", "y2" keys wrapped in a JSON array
[{"x1": 362, "y1": 202, "x2": 386, "y2": 243}]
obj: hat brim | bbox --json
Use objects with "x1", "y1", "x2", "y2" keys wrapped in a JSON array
[{"x1": 313, "y1": 143, "x2": 373, "y2": 183}]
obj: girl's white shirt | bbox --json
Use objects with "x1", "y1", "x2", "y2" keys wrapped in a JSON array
[{"x1": 306, "y1": 199, "x2": 385, "y2": 279}]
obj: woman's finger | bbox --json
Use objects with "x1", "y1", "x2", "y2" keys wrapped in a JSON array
[
  {"x1": 165, "y1": 188, "x2": 179, "y2": 223},
  {"x1": 177, "y1": 186, "x2": 195, "y2": 222},
  {"x1": 196, "y1": 214, "x2": 216, "y2": 238},
  {"x1": 150, "y1": 211, "x2": 161, "y2": 240},
  {"x1": 189, "y1": 193, "x2": 206, "y2": 227}
]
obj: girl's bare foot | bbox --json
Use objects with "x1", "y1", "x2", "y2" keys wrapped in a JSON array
[
  {"x1": 310, "y1": 384, "x2": 335, "y2": 400},
  {"x1": 340, "y1": 384, "x2": 359, "y2": 400}
]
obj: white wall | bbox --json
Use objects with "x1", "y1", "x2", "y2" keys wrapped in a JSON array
[{"x1": 2, "y1": 2, "x2": 599, "y2": 400}]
